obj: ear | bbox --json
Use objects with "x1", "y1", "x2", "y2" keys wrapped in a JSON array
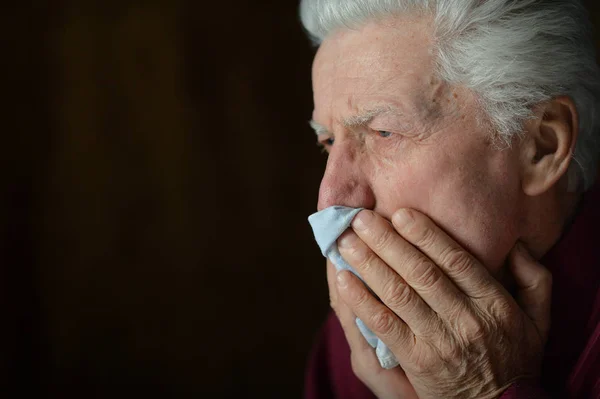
[{"x1": 520, "y1": 96, "x2": 579, "y2": 196}]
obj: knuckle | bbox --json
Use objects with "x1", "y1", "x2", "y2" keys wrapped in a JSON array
[
  {"x1": 351, "y1": 284, "x2": 371, "y2": 306},
  {"x1": 438, "y1": 340, "x2": 463, "y2": 368},
  {"x1": 412, "y1": 221, "x2": 436, "y2": 249},
  {"x1": 355, "y1": 252, "x2": 377, "y2": 275},
  {"x1": 411, "y1": 259, "x2": 441, "y2": 291},
  {"x1": 383, "y1": 280, "x2": 413, "y2": 310},
  {"x1": 408, "y1": 345, "x2": 433, "y2": 375},
  {"x1": 455, "y1": 310, "x2": 487, "y2": 342},
  {"x1": 439, "y1": 246, "x2": 472, "y2": 276},
  {"x1": 445, "y1": 299, "x2": 468, "y2": 322},
  {"x1": 370, "y1": 310, "x2": 398, "y2": 336},
  {"x1": 372, "y1": 227, "x2": 395, "y2": 252},
  {"x1": 490, "y1": 297, "x2": 515, "y2": 320},
  {"x1": 346, "y1": 243, "x2": 368, "y2": 262}
]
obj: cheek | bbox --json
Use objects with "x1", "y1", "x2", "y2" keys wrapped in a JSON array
[
  {"x1": 371, "y1": 146, "x2": 522, "y2": 273},
  {"x1": 369, "y1": 153, "x2": 440, "y2": 218},
  {"x1": 428, "y1": 159, "x2": 522, "y2": 272}
]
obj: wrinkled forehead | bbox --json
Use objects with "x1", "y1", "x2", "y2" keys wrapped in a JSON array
[
  {"x1": 311, "y1": 17, "x2": 445, "y2": 123},
  {"x1": 315, "y1": 16, "x2": 433, "y2": 65}
]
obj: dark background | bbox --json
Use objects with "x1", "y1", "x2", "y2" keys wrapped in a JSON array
[{"x1": 3, "y1": 1, "x2": 600, "y2": 398}]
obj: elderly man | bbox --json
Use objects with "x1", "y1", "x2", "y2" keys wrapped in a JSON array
[{"x1": 301, "y1": 0, "x2": 600, "y2": 398}]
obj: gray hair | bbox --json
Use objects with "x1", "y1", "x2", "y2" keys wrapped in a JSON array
[{"x1": 300, "y1": 0, "x2": 600, "y2": 191}]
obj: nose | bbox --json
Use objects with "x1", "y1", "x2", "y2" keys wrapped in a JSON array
[{"x1": 316, "y1": 140, "x2": 375, "y2": 211}]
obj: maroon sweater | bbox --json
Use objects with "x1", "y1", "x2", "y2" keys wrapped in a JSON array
[{"x1": 304, "y1": 186, "x2": 600, "y2": 399}]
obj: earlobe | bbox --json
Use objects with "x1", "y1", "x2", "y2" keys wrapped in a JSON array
[{"x1": 521, "y1": 96, "x2": 579, "y2": 197}]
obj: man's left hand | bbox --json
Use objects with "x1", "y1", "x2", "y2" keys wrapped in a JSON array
[{"x1": 336, "y1": 209, "x2": 552, "y2": 399}]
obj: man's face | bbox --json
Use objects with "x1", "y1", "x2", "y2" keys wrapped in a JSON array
[{"x1": 312, "y1": 17, "x2": 525, "y2": 273}]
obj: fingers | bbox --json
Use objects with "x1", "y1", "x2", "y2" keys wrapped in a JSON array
[
  {"x1": 337, "y1": 287, "x2": 380, "y2": 358},
  {"x1": 327, "y1": 261, "x2": 383, "y2": 363},
  {"x1": 338, "y1": 229, "x2": 441, "y2": 336},
  {"x1": 508, "y1": 243, "x2": 552, "y2": 342},
  {"x1": 336, "y1": 269, "x2": 414, "y2": 359},
  {"x1": 390, "y1": 209, "x2": 501, "y2": 300},
  {"x1": 327, "y1": 259, "x2": 340, "y2": 315},
  {"x1": 346, "y1": 210, "x2": 466, "y2": 319},
  {"x1": 333, "y1": 277, "x2": 419, "y2": 399}
]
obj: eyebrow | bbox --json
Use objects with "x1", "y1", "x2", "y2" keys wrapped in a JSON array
[
  {"x1": 308, "y1": 105, "x2": 400, "y2": 136},
  {"x1": 309, "y1": 120, "x2": 330, "y2": 136},
  {"x1": 343, "y1": 106, "x2": 395, "y2": 128}
]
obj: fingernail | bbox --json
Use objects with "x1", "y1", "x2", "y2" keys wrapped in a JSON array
[
  {"x1": 352, "y1": 211, "x2": 374, "y2": 231},
  {"x1": 337, "y1": 271, "x2": 350, "y2": 288},
  {"x1": 392, "y1": 209, "x2": 413, "y2": 229},
  {"x1": 338, "y1": 231, "x2": 357, "y2": 248}
]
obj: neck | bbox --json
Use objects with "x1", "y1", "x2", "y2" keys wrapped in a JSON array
[
  {"x1": 522, "y1": 184, "x2": 582, "y2": 261},
  {"x1": 497, "y1": 178, "x2": 582, "y2": 293}
]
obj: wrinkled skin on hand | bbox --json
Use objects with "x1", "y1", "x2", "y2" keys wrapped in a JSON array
[{"x1": 328, "y1": 209, "x2": 551, "y2": 399}]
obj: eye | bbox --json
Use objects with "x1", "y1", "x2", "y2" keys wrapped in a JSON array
[
  {"x1": 378, "y1": 131, "x2": 392, "y2": 138},
  {"x1": 317, "y1": 136, "x2": 335, "y2": 153}
]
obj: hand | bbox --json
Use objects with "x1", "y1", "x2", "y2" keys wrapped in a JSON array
[
  {"x1": 334, "y1": 209, "x2": 552, "y2": 399},
  {"x1": 327, "y1": 259, "x2": 420, "y2": 399}
]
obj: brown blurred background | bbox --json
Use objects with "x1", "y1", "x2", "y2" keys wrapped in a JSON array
[{"x1": 3, "y1": 1, "x2": 600, "y2": 398}]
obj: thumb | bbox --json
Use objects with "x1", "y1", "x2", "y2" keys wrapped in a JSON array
[{"x1": 508, "y1": 242, "x2": 553, "y2": 343}]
